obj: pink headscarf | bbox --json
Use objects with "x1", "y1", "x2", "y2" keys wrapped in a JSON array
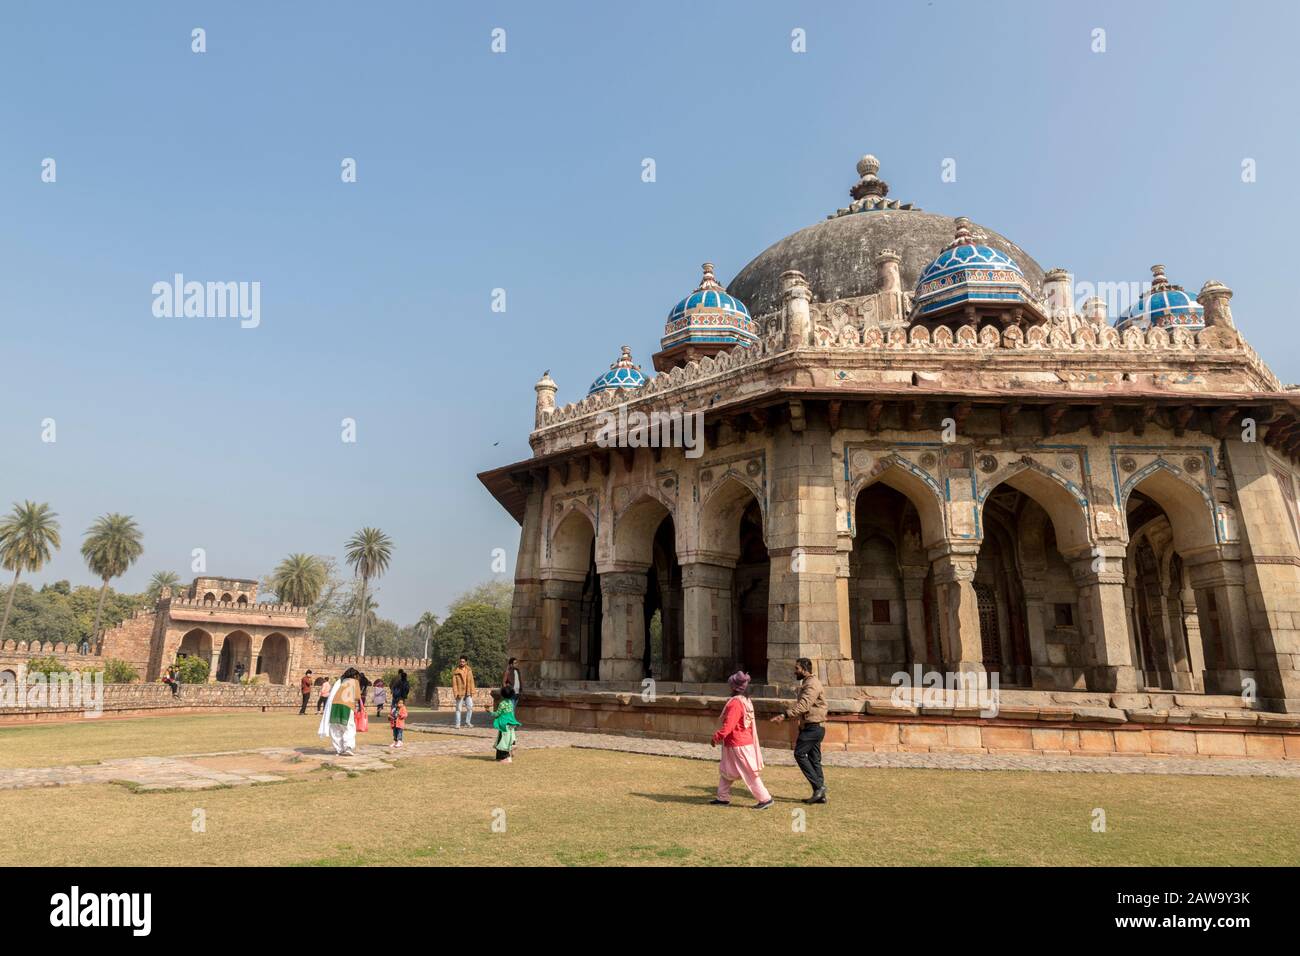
[{"x1": 728, "y1": 670, "x2": 751, "y2": 694}]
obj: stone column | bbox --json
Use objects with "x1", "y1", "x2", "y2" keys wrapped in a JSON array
[
  {"x1": 835, "y1": 542, "x2": 855, "y2": 676},
  {"x1": 1069, "y1": 550, "x2": 1140, "y2": 692},
  {"x1": 1224, "y1": 438, "x2": 1300, "y2": 707},
  {"x1": 1021, "y1": 584, "x2": 1054, "y2": 689},
  {"x1": 599, "y1": 570, "x2": 647, "y2": 682},
  {"x1": 1186, "y1": 552, "x2": 1257, "y2": 695},
  {"x1": 208, "y1": 635, "x2": 224, "y2": 684},
  {"x1": 765, "y1": 411, "x2": 851, "y2": 687},
  {"x1": 539, "y1": 576, "x2": 585, "y2": 680},
  {"x1": 680, "y1": 560, "x2": 734, "y2": 683},
  {"x1": 506, "y1": 477, "x2": 546, "y2": 686},
  {"x1": 900, "y1": 566, "x2": 930, "y2": 668},
  {"x1": 930, "y1": 547, "x2": 984, "y2": 673}
]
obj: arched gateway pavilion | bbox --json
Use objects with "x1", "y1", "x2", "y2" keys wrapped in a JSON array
[{"x1": 479, "y1": 154, "x2": 1300, "y2": 751}]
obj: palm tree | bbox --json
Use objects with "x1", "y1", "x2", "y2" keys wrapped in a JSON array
[
  {"x1": 344, "y1": 527, "x2": 392, "y2": 656},
  {"x1": 270, "y1": 553, "x2": 327, "y2": 608},
  {"x1": 417, "y1": 611, "x2": 439, "y2": 659},
  {"x1": 81, "y1": 513, "x2": 144, "y2": 640},
  {"x1": 145, "y1": 570, "x2": 181, "y2": 604},
  {"x1": 0, "y1": 501, "x2": 62, "y2": 643}
]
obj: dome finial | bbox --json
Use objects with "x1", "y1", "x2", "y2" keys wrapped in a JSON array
[
  {"x1": 1150, "y1": 264, "x2": 1169, "y2": 290},
  {"x1": 849, "y1": 153, "x2": 889, "y2": 201},
  {"x1": 696, "y1": 262, "x2": 722, "y2": 291},
  {"x1": 944, "y1": 216, "x2": 981, "y2": 249}
]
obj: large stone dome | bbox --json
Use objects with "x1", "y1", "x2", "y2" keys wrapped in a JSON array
[{"x1": 727, "y1": 156, "x2": 1045, "y2": 318}]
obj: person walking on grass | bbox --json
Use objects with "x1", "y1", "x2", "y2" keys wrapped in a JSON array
[
  {"x1": 318, "y1": 668, "x2": 362, "y2": 756},
  {"x1": 389, "y1": 697, "x2": 408, "y2": 749},
  {"x1": 299, "y1": 669, "x2": 314, "y2": 714},
  {"x1": 502, "y1": 657, "x2": 522, "y2": 715},
  {"x1": 770, "y1": 657, "x2": 828, "y2": 804},
  {"x1": 452, "y1": 656, "x2": 476, "y2": 729},
  {"x1": 492, "y1": 686, "x2": 520, "y2": 763},
  {"x1": 709, "y1": 671, "x2": 772, "y2": 810},
  {"x1": 372, "y1": 679, "x2": 387, "y2": 717},
  {"x1": 316, "y1": 677, "x2": 331, "y2": 714}
]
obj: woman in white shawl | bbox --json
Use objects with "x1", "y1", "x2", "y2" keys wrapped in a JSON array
[{"x1": 317, "y1": 667, "x2": 362, "y2": 756}]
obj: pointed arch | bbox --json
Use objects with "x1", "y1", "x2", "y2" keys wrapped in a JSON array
[
  {"x1": 849, "y1": 456, "x2": 946, "y2": 547},
  {"x1": 1122, "y1": 460, "x2": 1219, "y2": 553},
  {"x1": 698, "y1": 474, "x2": 765, "y2": 562},
  {"x1": 612, "y1": 491, "x2": 677, "y2": 567},
  {"x1": 549, "y1": 504, "x2": 597, "y2": 577},
  {"x1": 979, "y1": 460, "x2": 1091, "y2": 555}
]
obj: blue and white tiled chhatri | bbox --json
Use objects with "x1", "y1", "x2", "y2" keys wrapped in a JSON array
[
  {"x1": 1117, "y1": 265, "x2": 1205, "y2": 332},
  {"x1": 661, "y1": 263, "x2": 758, "y2": 351},
  {"x1": 913, "y1": 218, "x2": 1033, "y2": 317},
  {"x1": 588, "y1": 345, "x2": 648, "y2": 395}
]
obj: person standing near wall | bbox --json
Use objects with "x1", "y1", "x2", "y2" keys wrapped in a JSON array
[
  {"x1": 391, "y1": 669, "x2": 410, "y2": 707},
  {"x1": 502, "y1": 658, "x2": 522, "y2": 714},
  {"x1": 316, "y1": 677, "x2": 331, "y2": 714},
  {"x1": 770, "y1": 657, "x2": 828, "y2": 804},
  {"x1": 452, "y1": 656, "x2": 476, "y2": 729},
  {"x1": 299, "y1": 669, "x2": 314, "y2": 714}
]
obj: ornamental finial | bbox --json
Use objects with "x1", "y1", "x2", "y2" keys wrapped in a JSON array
[
  {"x1": 696, "y1": 262, "x2": 723, "y2": 291},
  {"x1": 849, "y1": 153, "x2": 889, "y2": 201}
]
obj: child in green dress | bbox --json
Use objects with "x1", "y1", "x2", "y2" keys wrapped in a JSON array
[{"x1": 493, "y1": 686, "x2": 520, "y2": 763}]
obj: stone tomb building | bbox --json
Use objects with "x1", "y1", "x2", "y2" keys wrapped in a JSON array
[
  {"x1": 480, "y1": 155, "x2": 1300, "y2": 756},
  {"x1": 0, "y1": 576, "x2": 426, "y2": 687}
]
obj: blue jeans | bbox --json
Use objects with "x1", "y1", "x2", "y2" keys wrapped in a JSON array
[{"x1": 455, "y1": 696, "x2": 474, "y2": 727}]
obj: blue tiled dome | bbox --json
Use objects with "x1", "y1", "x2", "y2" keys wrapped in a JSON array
[
  {"x1": 662, "y1": 263, "x2": 758, "y2": 351},
  {"x1": 1117, "y1": 265, "x2": 1205, "y2": 331},
  {"x1": 913, "y1": 218, "x2": 1033, "y2": 317},
  {"x1": 588, "y1": 346, "x2": 647, "y2": 395}
]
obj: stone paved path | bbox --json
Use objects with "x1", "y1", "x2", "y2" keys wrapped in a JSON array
[{"x1": 1, "y1": 720, "x2": 1297, "y2": 793}]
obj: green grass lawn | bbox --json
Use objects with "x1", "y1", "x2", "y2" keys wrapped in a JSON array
[{"x1": 2, "y1": 712, "x2": 1298, "y2": 866}]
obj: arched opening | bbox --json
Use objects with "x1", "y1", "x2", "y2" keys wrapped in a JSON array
[
  {"x1": 216, "y1": 630, "x2": 251, "y2": 682},
  {"x1": 735, "y1": 500, "x2": 769, "y2": 682},
  {"x1": 547, "y1": 508, "x2": 601, "y2": 681},
  {"x1": 257, "y1": 633, "x2": 291, "y2": 684},
  {"x1": 644, "y1": 515, "x2": 683, "y2": 680},
  {"x1": 237, "y1": 595, "x2": 249, "y2": 606},
  {"x1": 847, "y1": 484, "x2": 927, "y2": 683},
  {"x1": 176, "y1": 628, "x2": 213, "y2": 670},
  {"x1": 220, "y1": 592, "x2": 233, "y2": 604},
  {"x1": 977, "y1": 477, "x2": 1086, "y2": 688},
  {"x1": 697, "y1": 476, "x2": 769, "y2": 682},
  {"x1": 1124, "y1": 479, "x2": 1222, "y2": 692},
  {"x1": 203, "y1": 592, "x2": 216, "y2": 604},
  {"x1": 613, "y1": 496, "x2": 683, "y2": 681}
]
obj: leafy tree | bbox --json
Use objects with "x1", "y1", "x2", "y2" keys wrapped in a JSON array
[
  {"x1": 449, "y1": 581, "x2": 514, "y2": 614},
  {"x1": 144, "y1": 571, "x2": 181, "y2": 603},
  {"x1": 80, "y1": 513, "x2": 144, "y2": 640},
  {"x1": 25, "y1": 655, "x2": 70, "y2": 676},
  {"x1": 103, "y1": 659, "x2": 139, "y2": 683},
  {"x1": 424, "y1": 602, "x2": 509, "y2": 690},
  {"x1": 175, "y1": 656, "x2": 210, "y2": 684},
  {"x1": 0, "y1": 501, "x2": 62, "y2": 643},
  {"x1": 344, "y1": 527, "x2": 393, "y2": 657},
  {"x1": 269, "y1": 553, "x2": 328, "y2": 608}
]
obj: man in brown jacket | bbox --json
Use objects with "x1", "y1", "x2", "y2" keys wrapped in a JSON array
[
  {"x1": 452, "y1": 656, "x2": 476, "y2": 729},
  {"x1": 771, "y1": 657, "x2": 828, "y2": 803}
]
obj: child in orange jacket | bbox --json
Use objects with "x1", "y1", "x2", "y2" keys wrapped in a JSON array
[{"x1": 389, "y1": 698, "x2": 408, "y2": 749}]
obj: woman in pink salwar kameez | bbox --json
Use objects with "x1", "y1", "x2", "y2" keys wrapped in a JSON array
[{"x1": 709, "y1": 671, "x2": 773, "y2": 810}]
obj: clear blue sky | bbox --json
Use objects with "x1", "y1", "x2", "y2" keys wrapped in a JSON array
[{"x1": 2, "y1": 1, "x2": 1297, "y2": 624}]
